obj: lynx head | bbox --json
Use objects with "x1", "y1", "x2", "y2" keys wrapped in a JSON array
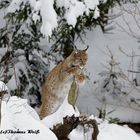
[{"x1": 70, "y1": 46, "x2": 88, "y2": 68}]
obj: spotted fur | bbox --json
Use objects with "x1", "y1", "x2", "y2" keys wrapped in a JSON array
[{"x1": 39, "y1": 48, "x2": 88, "y2": 119}]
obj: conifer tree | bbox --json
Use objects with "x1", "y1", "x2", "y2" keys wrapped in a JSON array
[{"x1": 0, "y1": 0, "x2": 122, "y2": 108}]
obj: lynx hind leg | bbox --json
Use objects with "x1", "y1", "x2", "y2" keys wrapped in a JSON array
[
  {"x1": 39, "y1": 101, "x2": 51, "y2": 120},
  {"x1": 39, "y1": 96, "x2": 60, "y2": 120},
  {"x1": 39, "y1": 89, "x2": 59, "y2": 119},
  {"x1": 59, "y1": 66, "x2": 81, "y2": 81},
  {"x1": 39, "y1": 94, "x2": 57, "y2": 119}
]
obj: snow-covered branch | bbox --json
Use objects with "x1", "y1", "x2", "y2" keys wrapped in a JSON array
[{"x1": 7, "y1": 0, "x2": 100, "y2": 36}]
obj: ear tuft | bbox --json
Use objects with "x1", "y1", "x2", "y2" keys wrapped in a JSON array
[
  {"x1": 74, "y1": 45, "x2": 78, "y2": 51},
  {"x1": 84, "y1": 45, "x2": 89, "y2": 52}
]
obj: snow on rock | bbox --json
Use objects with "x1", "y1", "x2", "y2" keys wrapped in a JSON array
[
  {"x1": 0, "y1": 96, "x2": 58, "y2": 140},
  {"x1": 42, "y1": 95, "x2": 80, "y2": 128}
]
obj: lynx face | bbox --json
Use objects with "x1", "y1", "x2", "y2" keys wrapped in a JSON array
[{"x1": 70, "y1": 48, "x2": 88, "y2": 69}]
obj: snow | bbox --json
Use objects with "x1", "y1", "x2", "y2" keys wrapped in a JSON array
[
  {"x1": 104, "y1": 105, "x2": 140, "y2": 122},
  {"x1": 7, "y1": 0, "x2": 26, "y2": 13},
  {"x1": 69, "y1": 128, "x2": 86, "y2": 140},
  {"x1": 40, "y1": 0, "x2": 58, "y2": 36},
  {"x1": 84, "y1": 0, "x2": 99, "y2": 10},
  {"x1": 0, "y1": 48, "x2": 7, "y2": 59},
  {"x1": 94, "y1": 7, "x2": 100, "y2": 18},
  {"x1": 97, "y1": 122, "x2": 140, "y2": 140},
  {"x1": 69, "y1": 122, "x2": 140, "y2": 140},
  {"x1": 42, "y1": 96, "x2": 140, "y2": 140},
  {"x1": 65, "y1": 1, "x2": 86, "y2": 26},
  {"x1": 0, "y1": 96, "x2": 58, "y2": 140},
  {"x1": 0, "y1": 93, "x2": 140, "y2": 140},
  {"x1": 6, "y1": 59, "x2": 28, "y2": 91},
  {"x1": 7, "y1": 0, "x2": 100, "y2": 36},
  {"x1": 57, "y1": 0, "x2": 99, "y2": 27},
  {"x1": 0, "y1": 81, "x2": 9, "y2": 92},
  {"x1": 42, "y1": 95, "x2": 80, "y2": 128},
  {"x1": 7, "y1": 75, "x2": 17, "y2": 91},
  {"x1": 0, "y1": 81, "x2": 10, "y2": 100}
]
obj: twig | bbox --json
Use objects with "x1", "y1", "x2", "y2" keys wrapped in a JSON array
[
  {"x1": 13, "y1": 64, "x2": 20, "y2": 97},
  {"x1": 128, "y1": 70, "x2": 140, "y2": 73}
]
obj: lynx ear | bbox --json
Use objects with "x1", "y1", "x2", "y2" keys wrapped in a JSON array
[
  {"x1": 73, "y1": 46, "x2": 78, "y2": 54},
  {"x1": 74, "y1": 45, "x2": 78, "y2": 51},
  {"x1": 83, "y1": 45, "x2": 89, "y2": 52}
]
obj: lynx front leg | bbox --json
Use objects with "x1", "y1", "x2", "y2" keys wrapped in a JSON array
[
  {"x1": 75, "y1": 72, "x2": 87, "y2": 84},
  {"x1": 59, "y1": 66, "x2": 82, "y2": 81},
  {"x1": 66, "y1": 66, "x2": 87, "y2": 84}
]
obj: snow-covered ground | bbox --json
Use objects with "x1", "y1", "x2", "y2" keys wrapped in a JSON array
[
  {"x1": 0, "y1": 96, "x2": 58, "y2": 140},
  {"x1": 0, "y1": 95, "x2": 140, "y2": 140}
]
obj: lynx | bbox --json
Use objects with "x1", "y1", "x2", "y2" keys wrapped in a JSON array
[{"x1": 39, "y1": 47, "x2": 88, "y2": 119}]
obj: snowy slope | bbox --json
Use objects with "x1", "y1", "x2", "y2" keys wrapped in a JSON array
[
  {"x1": 0, "y1": 95, "x2": 140, "y2": 140},
  {"x1": 0, "y1": 96, "x2": 57, "y2": 140}
]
